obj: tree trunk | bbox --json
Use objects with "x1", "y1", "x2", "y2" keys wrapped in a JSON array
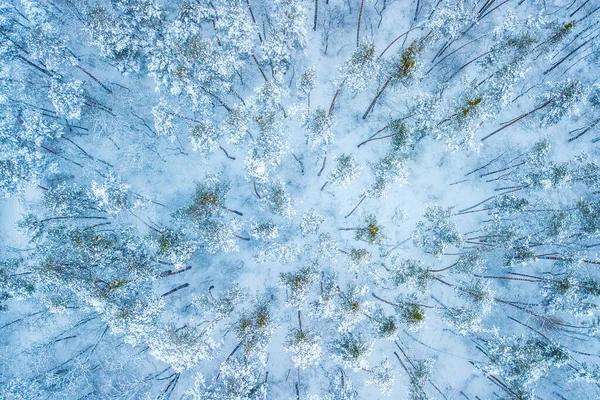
[{"x1": 356, "y1": 0, "x2": 365, "y2": 47}]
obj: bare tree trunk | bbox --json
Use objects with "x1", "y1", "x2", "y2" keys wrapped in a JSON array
[
  {"x1": 253, "y1": 178, "x2": 262, "y2": 198},
  {"x1": 362, "y1": 76, "x2": 392, "y2": 119},
  {"x1": 356, "y1": 0, "x2": 365, "y2": 47},
  {"x1": 219, "y1": 145, "x2": 236, "y2": 160},
  {"x1": 544, "y1": 35, "x2": 597, "y2": 75},
  {"x1": 313, "y1": 0, "x2": 318, "y2": 31},
  {"x1": 379, "y1": 26, "x2": 421, "y2": 58},
  {"x1": 357, "y1": 125, "x2": 389, "y2": 147},
  {"x1": 291, "y1": 152, "x2": 305, "y2": 174},
  {"x1": 481, "y1": 100, "x2": 551, "y2": 141},
  {"x1": 252, "y1": 54, "x2": 268, "y2": 82},
  {"x1": 76, "y1": 65, "x2": 112, "y2": 94},
  {"x1": 344, "y1": 194, "x2": 367, "y2": 218},
  {"x1": 317, "y1": 156, "x2": 327, "y2": 176},
  {"x1": 245, "y1": 0, "x2": 263, "y2": 42},
  {"x1": 414, "y1": 0, "x2": 421, "y2": 21},
  {"x1": 568, "y1": 116, "x2": 600, "y2": 142},
  {"x1": 220, "y1": 205, "x2": 244, "y2": 216},
  {"x1": 161, "y1": 283, "x2": 190, "y2": 297},
  {"x1": 329, "y1": 81, "x2": 344, "y2": 114}
]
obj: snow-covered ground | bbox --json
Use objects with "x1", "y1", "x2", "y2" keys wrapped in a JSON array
[{"x1": 1, "y1": 0, "x2": 600, "y2": 399}]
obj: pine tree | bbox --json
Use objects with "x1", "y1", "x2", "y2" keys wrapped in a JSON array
[
  {"x1": 302, "y1": 107, "x2": 335, "y2": 151},
  {"x1": 148, "y1": 324, "x2": 219, "y2": 372},
  {"x1": 413, "y1": 204, "x2": 463, "y2": 258},
  {"x1": 339, "y1": 40, "x2": 379, "y2": 94},
  {"x1": 284, "y1": 319, "x2": 322, "y2": 369},
  {"x1": 481, "y1": 333, "x2": 570, "y2": 398},
  {"x1": 322, "y1": 154, "x2": 361, "y2": 191},
  {"x1": 330, "y1": 332, "x2": 373, "y2": 371},
  {"x1": 235, "y1": 297, "x2": 275, "y2": 358},
  {"x1": 279, "y1": 266, "x2": 318, "y2": 308}
]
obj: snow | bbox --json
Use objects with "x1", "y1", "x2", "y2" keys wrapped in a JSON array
[{"x1": 1, "y1": 0, "x2": 600, "y2": 399}]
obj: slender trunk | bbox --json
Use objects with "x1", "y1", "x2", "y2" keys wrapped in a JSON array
[
  {"x1": 393, "y1": 351, "x2": 412, "y2": 376},
  {"x1": 477, "y1": 0, "x2": 495, "y2": 16},
  {"x1": 447, "y1": 51, "x2": 492, "y2": 81},
  {"x1": 40, "y1": 145, "x2": 83, "y2": 168},
  {"x1": 539, "y1": 255, "x2": 600, "y2": 265},
  {"x1": 464, "y1": 153, "x2": 503, "y2": 176},
  {"x1": 568, "y1": 116, "x2": 600, "y2": 142},
  {"x1": 426, "y1": 33, "x2": 490, "y2": 75},
  {"x1": 161, "y1": 283, "x2": 190, "y2": 297},
  {"x1": 160, "y1": 266, "x2": 192, "y2": 278},
  {"x1": 219, "y1": 145, "x2": 236, "y2": 160},
  {"x1": 62, "y1": 137, "x2": 113, "y2": 167},
  {"x1": 291, "y1": 152, "x2": 305, "y2": 174},
  {"x1": 357, "y1": 125, "x2": 389, "y2": 147},
  {"x1": 356, "y1": 132, "x2": 396, "y2": 147},
  {"x1": 317, "y1": 156, "x2": 327, "y2": 176},
  {"x1": 429, "y1": 262, "x2": 458, "y2": 273},
  {"x1": 212, "y1": 20, "x2": 222, "y2": 46},
  {"x1": 252, "y1": 54, "x2": 268, "y2": 82},
  {"x1": 356, "y1": 0, "x2": 365, "y2": 47},
  {"x1": 344, "y1": 194, "x2": 367, "y2": 218},
  {"x1": 129, "y1": 210, "x2": 163, "y2": 233},
  {"x1": 414, "y1": 0, "x2": 421, "y2": 21},
  {"x1": 479, "y1": 161, "x2": 525, "y2": 177},
  {"x1": 245, "y1": 0, "x2": 263, "y2": 43},
  {"x1": 313, "y1": 0, "x2": 318, "y2": 31},
  {"x1": 479, "y1": 0, "x2": 510, "y2": 20},
  {"x1": 39, "y1": 215, "x2": 107, "y2": 223},
  {"x1": 253, "y1": 178, "x2": 262, "y2": 198},
  {"x1": 76, "y1": 65, "x2": 112, "y2": 94},
  {"x1": 455, "y1": 187, "x2": 522, "y2": 213},
  {"x1": 544, "y1": 35, "x2": 597, "y2": 75},
  {"x1": 362, "y1": 76, "x2": 392, "y2": 119},
  {"x1": 329, "y1": 82, "x2": 344, "y2": 114},
  {"x1": 570, "y1": 0, "x2": 591, "y2": 18},
  {"x1": 372, "y1": 293, "x2": 398, "y2": 307},
  {"x1": 216, "y1": 341, "x2": 243, "y2": 381},
  {"x1": 200, "y1": 87, "x2": 231, "y2": 111},
  {"x1": 18, "y1": 55, "x2": 53, "y2": 77},
  {"x1": 378, "y1": 27, "x2": 422, "y2": 58},
  {"x1": 481, "y1": 100, "x2": 551, "y2": 141},
  {"x1": 220, "y1": 206, "x2": 244, "y2": 216}
]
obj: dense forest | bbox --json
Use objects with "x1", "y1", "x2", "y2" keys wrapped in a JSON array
[{"x1": 1, "y1": 0, "x2": 600, "y2": 398}]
